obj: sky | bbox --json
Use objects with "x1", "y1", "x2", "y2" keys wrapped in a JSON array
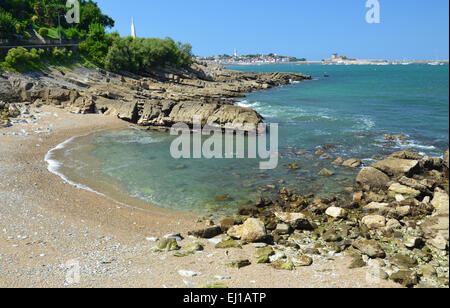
[{"x1": 95, "y1": 0, "x2": 449, "y2": 60}]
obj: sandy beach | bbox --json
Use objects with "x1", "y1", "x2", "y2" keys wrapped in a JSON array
[{"x1": 0, "y1": 105, "x2": 403, "y2": 288}]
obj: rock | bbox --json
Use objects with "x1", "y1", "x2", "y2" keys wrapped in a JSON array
[
  {"x1": 342, "y1": 158, "x2": 362, "y2": 168},
  {"x1": 398, "y1": 176, "x2": 433, "y2": 194},
  {"x1": 189, "y1": 226, "x2": 222, "y2": 239},
  {"x1": 215, "y1": 238, "x2": 242, "y2": 249},
  {"x1": 372, "y1": 158, "x2": 419, "y2": 177},
  {"x1": 364, "y1": 202, "x2": 390, "y2": 213},
  {"x1": 348, "y1": 254, "x2": 367, "y2": 269},
  {"x1": 275, "y1": 223, "x2": 291, "y2": 235},
  {"x1": 174, "y1": 242, "x2": 204, "y2": 257},
  {"x1": 332, "y1": 157, "x2": 344, "y2": 165},
  {"x1": 444, "y1": 149, "x2": 449, "y2": 171},
  {"x1": 226, "y1": 259, "x2": 251, "y2": 269},
  {"x1": 274, "y1": 212, "x2": 315, "y2": 230},
  {"x1": 292, "y1": 255, "x2": 313, "y2": 267},
  {"x1": 396, "y1": 206, "x2": 412, "y2": 217},
  {"x1": 386, "y1": 219, "x2": 402, "y2": 231},
  {"x1": 403, "y1": 235, "x2": 423, "y2": 249},
  {"x1": 389, "y1": 149, "x2": 423, "y2": 160},
  {"x1": 356, "y1": 167, "x2": 390, "y2": 189},
  {"x1": 420, "y1": 199, "x2": 449, "y2": 250},
  {"x1": 216, "y1": 195, "x2": 232, "y2": 201},
  {"x1": 325, "y1": 206, "x2": 347, "y2": 218},
  {"x1": 227, "y1": 218, "x2": 267, "y2": 242},
  {"x1": 389, "y1": 254, "x2": 418, "y2": 269},
  {"x1": 353, "y1": 191, "x2": 364, "y2": 202},
  {"x1": 431, "y1": 189, "x2": 449, "y2": 209},
  {"x1": 390, "y1": 270, "x2": 418, "y2": 288},
  {"x1": 271, "y1": 260, "x2": 295, "y2": 271},
  {"x1": 353, "y1": 239, "x2": 386, "y2": 258},
  {"x1": 319, "y1": 168, "x2": 335, "y2": 177},
  {"x1": 154, "y1": 238, "x2": 180, "y2": 252},
  {"x1": 315, "y1": 149, "x2": 325, "y2": 156},
  {"x1": 220, "y1": 218, "x2": 237, "y2": 232},
  {"x1": 361, "y1": 215, "x2": 386, "y2": 230},
  {"x1": 420, "y1": 264, "x2": 437, "y2": 279},
  {"x1": 388, "y1": 183, "x2": 421, "y2": 198},
  {"x1": 322, "y1": 230, "x2": 343, "y2": 242},
  {"x1": 255, "y1": 246, "x2": 275, "y2": 264},
  {"x1": 395, "y1": 194, "x2": 406, "y2": 202}
]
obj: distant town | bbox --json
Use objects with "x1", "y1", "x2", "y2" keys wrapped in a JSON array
[
  {"x1": 196, "y1": 51, "x2": 306, "y2": 65},
  {"x1": 197, "y1": 52, "x2": 448, "y2": 66}
]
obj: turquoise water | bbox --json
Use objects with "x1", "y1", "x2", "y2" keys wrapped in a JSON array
[{"x1": 55, "y1": 64, "x2": 449, "y2": 215}]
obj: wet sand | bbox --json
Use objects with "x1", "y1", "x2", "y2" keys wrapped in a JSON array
[{"x1": 0, "y1": 106, "x2": 399, "y2": 288}]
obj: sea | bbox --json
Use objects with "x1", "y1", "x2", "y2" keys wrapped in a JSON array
[{"x1": 46, "y1": 63, "x2": 449, "y2": 216}]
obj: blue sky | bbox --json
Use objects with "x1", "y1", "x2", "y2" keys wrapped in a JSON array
[{"x1": 95, "y1": 0, "x2": 449, "y2": 60}]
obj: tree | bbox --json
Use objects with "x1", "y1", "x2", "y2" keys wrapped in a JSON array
[
  {"x1": 78, "y1": 23, "x2": 111, "y2": 66},
  {"x1": 0, "y1": 12, "x2": 17, "y2": 39},
  {"x1": 77, "y1": 0, "x2": 114, "y2": 32}
]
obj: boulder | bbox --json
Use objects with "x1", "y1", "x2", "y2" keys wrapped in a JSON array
[
  {"x1": 353, "y1": 239, "x2": 386, "y2": 258},
  {"x1": 361, "y1": 215, "x2": 386, "y2": 230},
  {"x1": 388, "y1": 183, "x2": 421, "y2": 198},
  {"x1": 188, "y1": 226, "x2": 222, "y2": 239},
  {"x1": 318, "y1": 168, "x2": 335, "y2": 177},
  {"x1": 389, "y1": 150, "x2": 423, "y2": 160},
  {"x1": 356, "y1": 167, "x2": 390, "y2": 189},
  {"x1": 420, "y1": 196, "x2": 449, "y2": 250},
  {"x1": 332, "y1": 157, "x2": 344, "y2": 165},
  {"x1": 227, "y1": 218, "x2": 267, "y2": 242},
  {"x1": 389, "y1": 254, "x2": 418, "y2": 269},
  {"x1": 381, "y1": 159, "x2": 421, "y2": 177},
  {"x1": 255, "y1": 246, "x2": 274, "y2": 264},
  {"x1": 431, "y1": 189, "x2": 449, "y2": 209},
  {"x1": 325, "y1": 206, "x2": 347, "y2": 218},
  {"x1": 372, "y1": 158, "x2": 420, "y2": 177},
  {"x1": 342, "y1": 158, "x2": 362, "y2": 168},
  {"x1": 390, "y1": 270, "x2": 418, "y2": 288},
  {"x1": 274, "y1": 212, "x2": 315, "y2": 230},
  {"x1": 444, "y1": 149, "x2": 449, "y2": 171}
]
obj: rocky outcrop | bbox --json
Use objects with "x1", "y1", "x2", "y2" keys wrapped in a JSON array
[
  {"x1": 356, "y1": 167, "x2": 390, "y2": 189},
  {"x1": 0, "y1": 63, "x2": 311, "y2": 132}
]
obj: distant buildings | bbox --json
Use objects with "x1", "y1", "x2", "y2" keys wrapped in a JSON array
[
  {"x1": 197, "y1": 53, "x2": 305, "y2": 65},
  {"x1": 325, "y1": 53, "x2": 355, "y2": 63}
]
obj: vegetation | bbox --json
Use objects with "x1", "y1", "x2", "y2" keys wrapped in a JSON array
[
  {"x1": 0, "y1": 12, "x2": 17, "y2": 39},
  {"x1": 0, "y1": 0, "x2": 194, "y2": 73},
  {"x1": 0, "y1": 46, "x2": 76, "y2": 72}
]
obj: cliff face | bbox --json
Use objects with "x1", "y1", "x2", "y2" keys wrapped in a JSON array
[{"x1": 0, "y1": 63, "x2": 311, "y2": 131}]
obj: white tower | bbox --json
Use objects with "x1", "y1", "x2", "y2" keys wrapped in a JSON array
[
  {"x1": 131, "y1": 17, "x2": 136, "y2": 38},
  {"x1": 234, "y1": 49, "x2": 237, "y2": 57}
]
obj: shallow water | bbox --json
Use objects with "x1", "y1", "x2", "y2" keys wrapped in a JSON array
[{"x1": 50, "y1": 64, "x2": 449, "y2": 216}]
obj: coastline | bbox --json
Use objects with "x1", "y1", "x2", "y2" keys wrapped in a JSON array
[{"x1": 0, "y1": 105, "x2": 400, "y2": 288}]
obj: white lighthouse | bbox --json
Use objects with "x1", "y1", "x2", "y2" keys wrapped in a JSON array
[{"x1": 131, "y1": 17, "x2": 136, "y2": 38}]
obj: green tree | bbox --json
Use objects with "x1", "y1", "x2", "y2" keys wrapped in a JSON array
[
  {"x1": 0, "y1": 12, "x2": 17, "y2": 39},
  {"x1": 78, "y1": 23, "x2": 111, "y2": 66}
]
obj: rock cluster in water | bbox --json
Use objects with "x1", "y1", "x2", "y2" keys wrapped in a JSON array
[{"x1": 184, "y1": 149, "x2": 449, "y2": 288}]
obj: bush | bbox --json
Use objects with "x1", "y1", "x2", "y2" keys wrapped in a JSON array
[
  {"x1": 63, "y1": 27, "x2": 84, "y2": 40},
  {"x1": 104, "y1": 37, "x2": 193, "y2": 73},
  {"x1": 0, "y1": 12, "x2": 16, "y2": 39},
  {"x1": 4, "y1": 47, "x2": 40, "y2": 66},
  {"x1": 38, "y1": 27, "x2": 49, "y2": 38}
]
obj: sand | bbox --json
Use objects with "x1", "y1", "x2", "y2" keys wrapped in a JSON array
[{"x1": 0, "y1": 105, "x2": 399, "y2": 288}]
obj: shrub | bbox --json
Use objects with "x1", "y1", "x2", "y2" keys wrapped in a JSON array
[
  {"x1": 104, "y1": 37, "x2": 193, "y2": 73},
  {"x1": 0, "y1": 12, "x2": 16, "y2": 39},
  {"x1": 78, "y1": 23, "x2": 111, "y2": 67},
  {"x1": 38, "y1": 27, "x2": 49, "y2": 38},
  {"x1": 4, "y1": 47, "x2": 40, "y2": 66}
]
